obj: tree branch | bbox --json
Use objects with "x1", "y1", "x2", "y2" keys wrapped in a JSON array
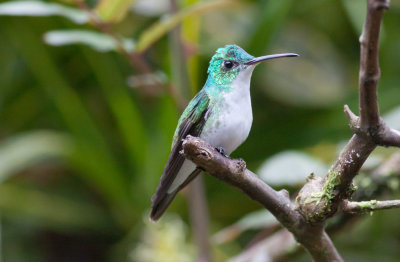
[
  {"x1": 342, "y1": 200, "x2": 400, "y2": 214},
  {"x1": 181, "y1": 136, "x2": 298, "y2": 225},
  {"x1": 380, "y1": 128, "x2": 400, "y2": 147},
  {"x1": 232, "y1": 151, "x2": 400, "y2": 261},
  {"x1": 359, "y1": 0, "x2": 389, "y2": 129},
  {"x1": 296, "y1": 0, "x2": 394, "y2": 223},
  {"x1": 182, "y1": 135, "x2": 343, "y2": 262}
]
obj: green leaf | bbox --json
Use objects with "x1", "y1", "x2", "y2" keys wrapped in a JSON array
[
  {"x1": 135, "y1": 0, "x2": 235, "y2": 53},
  {"x1": 44, "y1": 30, "x2": 135, "y2": 52},
  {"x1": 96, "y1": 0, "x2": 137, "y2": 23},
  {"x1": 0, "y1": 184, "x2": 112, "y2": 231},
  {"x1": 0, "y1": 130, "x2": 72, "y2": 182},
  {"x1": 132, "y1": 0, "x2": 169, "y2": 17},
  {"x1": 257, "y1": 150, "x2": 327, "y2": 186},
  {"x1": 4, "y1": 22, "x2": 135, "y2": 225},
  {"x1": 0, "y1": 0, "x2": 89, "y2": 24}
]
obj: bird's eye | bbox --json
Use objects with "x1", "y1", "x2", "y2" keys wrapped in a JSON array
[{"x1": 223, "y1": 60, "x2": 235, "y2": 69}]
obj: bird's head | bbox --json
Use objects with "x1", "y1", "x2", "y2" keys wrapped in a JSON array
[{"x1": 206, "y1": 45, "x2": 298, "y2": 89}]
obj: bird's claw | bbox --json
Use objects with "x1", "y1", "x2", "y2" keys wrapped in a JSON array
[
  {"x1": 216, "y1": 146, "x2": 229, "y2": 158},
  {"x1": 216, "y1": 146, "x2": 225, "y2": 155}
]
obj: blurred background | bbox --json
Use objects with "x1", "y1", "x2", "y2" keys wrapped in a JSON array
[{"x1": 0, "y1": 0, "x2": 400, "y2": 261}]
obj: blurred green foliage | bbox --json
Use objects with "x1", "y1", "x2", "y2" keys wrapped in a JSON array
[{"x1": 0, "y1": 0, "x2": 400, "y2": 261}]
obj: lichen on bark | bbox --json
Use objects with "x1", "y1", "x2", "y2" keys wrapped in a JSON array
[{"x1": 296, "y1": 171, "x2": 341, "y2": 223}]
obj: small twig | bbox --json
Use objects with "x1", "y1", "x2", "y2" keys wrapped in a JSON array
[
  {"x1": 342, "y1": 199, "x2": 400, "y2": 214},
  {"x1": 344, "y1": 105, "x2": 360, "y2": 132}
]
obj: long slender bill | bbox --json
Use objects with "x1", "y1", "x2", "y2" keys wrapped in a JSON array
[{"x1": 245, "y1": 53, "x2": 299, "y2": 65}]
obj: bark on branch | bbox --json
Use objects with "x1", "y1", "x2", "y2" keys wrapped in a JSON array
[
  {"x1": 182, "y1": 136, "x2": 298, "y2": 224},
  {"x1": 227, "y1": 152, "x2": 400, "y2": 261},
  {"x1": 182, "y1": 135, "x2": 343, "y2": 262},
  {"x1": 358, "y1": 0, "x2": 389, "y2": 129},
  {"x1": 341, "y1": 199, "x2": 400, "y2": 214}
]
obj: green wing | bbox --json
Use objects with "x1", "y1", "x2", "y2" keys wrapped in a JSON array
[
  {"x1": 172, "y1": 91, "x2": 211, "y2": 147},
  {"x1": 150, "y1": 91, "x2": 211, "y2": 220}
]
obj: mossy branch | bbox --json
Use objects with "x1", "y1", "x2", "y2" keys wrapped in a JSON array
[
  {"x1": 341, "y1": 200, "x2": 400, "y2": 214},
  {"x1": 296, "y1": 0, "x2": 399, "y2": 223}
]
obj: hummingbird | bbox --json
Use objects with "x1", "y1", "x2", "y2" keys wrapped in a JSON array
[{"x1": 150, "y1": 45, "x2": 298, "y2": 221}]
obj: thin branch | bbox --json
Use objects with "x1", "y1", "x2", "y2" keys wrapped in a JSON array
[
  {"x1": 344, "y1": 104, "x2": 360, "y2": 132},
  {"x1": 296, "y1": 134, "x2": 377, "y2": 222},
  {"x1": 342, "y1": 200, "x2": 400, "y2": 214},
  {"x1": 181, "y1": 136, "x2": 297, "y2": 224},
  {"x1": 345, "y1": 104, "x2": 400, "y2": 147},
  {"x1": 358, "y1": 0, "x2": 389, "y2": 129},
  {"x1": 380, "y1": 128, "x2": 400, "y2": 147},
  {"x1": 181, "y1": 135, "x2": 344, "y2": 262}
]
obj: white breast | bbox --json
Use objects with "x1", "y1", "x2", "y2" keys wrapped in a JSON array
[{"x1": 201, "y1": 66, "x2": 255, "y2": 155}]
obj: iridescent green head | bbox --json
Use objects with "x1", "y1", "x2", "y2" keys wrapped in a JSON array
[
  {"x1": 206, "y1": 44, "x2": 299, "y2": 89},
  {"x1": 206, "y1": 45, "x2": 254, "y2": 87}
]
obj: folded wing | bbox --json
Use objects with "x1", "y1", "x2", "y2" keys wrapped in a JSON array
[{"x1": 150, "y1": 91, "x2": 212, "y2": 221}]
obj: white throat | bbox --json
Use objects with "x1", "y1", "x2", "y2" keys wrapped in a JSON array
[{"x1": 234, "y1": 65, "x2": 255, "y2": 89}]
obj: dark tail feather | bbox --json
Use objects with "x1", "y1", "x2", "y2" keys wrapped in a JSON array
[
  {"x1": 150, "y1": 169, "x2": 202, "y2": 221},
  {"x1": 150, "y1": 190, "x2": 179, "y2": 221}
]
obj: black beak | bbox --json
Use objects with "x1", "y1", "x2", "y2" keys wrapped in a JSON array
[{"x1": 244, "y1": 53, "x2": 299, "y2": 65}]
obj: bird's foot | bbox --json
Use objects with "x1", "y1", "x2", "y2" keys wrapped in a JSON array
[
  {"x1": 216, "y1": 146, "x2": 225, "y2": 155},
  {"x1": 216, "y1": 146, "x2": 229, "y2": 158}
]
